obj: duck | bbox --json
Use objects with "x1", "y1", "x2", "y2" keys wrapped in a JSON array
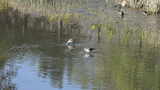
[
  {"x1": 142, "y1": 11, "x2": 149, "y2": 16},
  {"x1": 66, "y1": 38, "x2": 73, "y2": 46},
  {"x1": 84, "y1": 48, "x2": 96, "y2": 53},
  {"x1": 65, "y1": 38, "x2": 76, "y2": 50}
]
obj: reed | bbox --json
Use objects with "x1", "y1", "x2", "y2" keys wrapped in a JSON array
[
  {"x1": 0, "y1": 0, "x2": 8, "y2": 10},
  {"x1": 115, "y1": 0, "x2": 160, "y2": 14},
  {"x1": 5, "y1": 0, "x2": 160, "y2": 46}
]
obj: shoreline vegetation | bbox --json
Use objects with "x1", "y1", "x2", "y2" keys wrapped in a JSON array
[
  {"x1": 0, "y1": 0, "x2": 160, "y2": 15},
  {"x1": 114, "y1": 0, "x2": 160, "y2": 15}
]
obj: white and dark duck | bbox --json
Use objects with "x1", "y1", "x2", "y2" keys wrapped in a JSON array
[
  {"x1": 65, "y1": 38, "x2": 75, "y2": 50},
  {"x1": 83, "y1": 48, "x2": 96, "y2": 58},
  {"x1": 142, "y1": 11, "x2": 150, "y2": 16},
  {"x1": 66, "y1": 38, "x2": 74, "y2": 46},
  {"x1": 84, "y1": 48, "x2": 96, "y2": 53}
]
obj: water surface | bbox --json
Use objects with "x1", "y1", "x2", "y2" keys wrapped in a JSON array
[{"x1": 1, "y1": 1, "x2": 160, "y2": 90}]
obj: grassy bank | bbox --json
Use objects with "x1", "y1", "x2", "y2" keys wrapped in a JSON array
[{"x1": 2, "y1": 0, "x2": 160, "y2": 46}]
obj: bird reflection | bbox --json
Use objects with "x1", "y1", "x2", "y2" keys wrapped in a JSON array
[
  {"x1": 67, "y1": 45, "x2": 75, "y2": 51},
  {"x1": 84, "y1": 53, "x2": 95, "y2": 58}
]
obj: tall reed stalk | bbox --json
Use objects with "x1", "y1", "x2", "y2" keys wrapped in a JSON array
[{"x1": 115, "y1": 0, "x2": 160, "y2": 14}]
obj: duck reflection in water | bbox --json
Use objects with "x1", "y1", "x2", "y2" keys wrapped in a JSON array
[{"x1": 84, "y1": 53, "x2": 95, "y2": 58}]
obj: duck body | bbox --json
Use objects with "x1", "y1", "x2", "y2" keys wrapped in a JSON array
[
  {"x1": 142, "y1": 11, "x2": 150, "y2": 16},
  {"x1": 65, "y1": 38, "x2": 76, "y2": 50},
  {"x1": 66, "y1": 39, "x2": 73, "y2": 46},
  {"x1": 84, "y1": 48, "x2": 96, "y2": 53}
]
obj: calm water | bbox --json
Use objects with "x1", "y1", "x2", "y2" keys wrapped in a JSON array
[{"x1": 1, "y1": 3, "x2": 160, "y2": 90}]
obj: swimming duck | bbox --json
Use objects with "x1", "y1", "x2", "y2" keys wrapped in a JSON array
[
  {"x1": 84, "y1": 48, "x2": 96, "y2": 53},
  {"x1": 66, "y1": 38, "x2": 73, "y2": 46},
  {"x1": 142, "y1": 11, "x2": 150, "y2": 16}
]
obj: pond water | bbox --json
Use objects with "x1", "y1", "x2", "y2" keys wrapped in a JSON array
[
  {"x1": 0, "y1": 15, "x2": 160, "y2": 90},
  {"x1": 1, "y1": 0, "x2": 160, "y2": 90}
]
